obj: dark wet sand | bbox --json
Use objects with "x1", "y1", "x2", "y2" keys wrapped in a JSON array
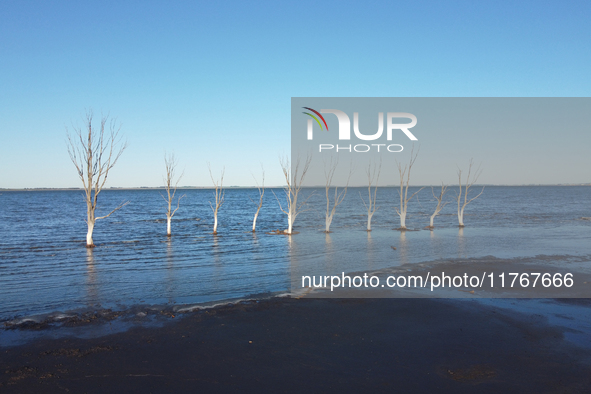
[{"x1": 1, "y1": 297, "x2": 590, "y2": 393}]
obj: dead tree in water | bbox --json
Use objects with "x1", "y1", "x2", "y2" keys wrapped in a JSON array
[
  {"x1": 360, "y1": 160, "x2": 381, "y2": 231},
  {"x1": 395, "y1": 147, "x2": 423, "y2": 230},
  {"x1": 67, "y1": 112, "x2": 128, "y2": 247},
  {"x1": 208, "y1": 164, "x2": 225, "y2": 234},
  {"x1": 456, "y1": 159, "x2": 484, "y2": 227},
  {"x1": 275, "y1": 155, "x2": 312, "y2": 235},
  {"x1": 428, "y1": 183, "x2": 448, "y2": 229},
  {"x1": 162, "y1": 153, "x2": 185, "y2": 236},
  {"x1": 323, "y1": 158, "x2": 351, "y2": 233},
  {"x1": 250, "y1": 167, "x2": 265, "y2": 232}
]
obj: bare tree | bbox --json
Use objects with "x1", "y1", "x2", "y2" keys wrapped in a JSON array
[
  {"x1": 208, "y1": 164, "x2": 225, "y2": 235},
  {"x1": 323, "y1": 158, "x2": 351, "y2": 233},
  {"x1": 275, "y1": 155, "x2": 312, "y2": 235},
  {"x1": 456, "y1": 159, "x2": 484, "y2": 227},
  {"x1": 428, "y1": 183, "x2": 448, "y2": 229},
  {"x1": 250, "y1": 167, "x2": 265, "y2": 232},
  {"x1": 360, "y1": 160, "x2": 381, "y2": 231},
  {"x1": 67, "y1": 112, "x2": 128, "y2": 248},
  {"x1": 395, "y1": 147, "x2": 424, "y2": 230},
  {"x1": 162, "y1": 153, "x2": 185, "y2": 237}
]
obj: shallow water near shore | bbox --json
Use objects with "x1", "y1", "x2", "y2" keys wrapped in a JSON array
[{"x1": 1, "y1": 186, "x2": 590, "y2": 329}]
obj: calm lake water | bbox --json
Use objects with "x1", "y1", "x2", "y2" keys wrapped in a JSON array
[{"x1": 0, "y1": 186, "x2": 590, "y2": 322}]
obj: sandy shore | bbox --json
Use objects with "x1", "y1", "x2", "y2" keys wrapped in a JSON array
[{"x1": 1, "y1": 297, "x2": 590, "y2": 393}]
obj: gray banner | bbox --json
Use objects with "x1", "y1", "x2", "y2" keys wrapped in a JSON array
[{"x1": 288, "y1": 98, "x2": 591, "y2": 298}]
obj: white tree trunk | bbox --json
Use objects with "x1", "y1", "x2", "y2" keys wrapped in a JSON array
[
  {"x1": 456, "y1": 159, "x2": 484, "y2": 227},
  {"x1": 86, "y1": 221, "x2": 95, "y2": 248},
  {"x1": 252, "y1": 212, "x2": 259, "y2": 232},
  {"x1": 287, "y1": 212, "x2": 293, "y2": 234},
  {"x1": 429, "y1": 214, "x2": 435, "y2": 228},
  {"x1": 367, "y1": 214, "x2": 373, "y2": 231},
  {"x1": 163, "y1": 153, "x2": 184, "y2": 238},
  {"x1": 325, "y1": 214, "x2": 333, "y2": 232},
  {"x1": 208, "y1": 165, "x2": 225, "y2": 235},
  {"x1": 399, "y1": 212, "x2": 407, "y2": 229}
]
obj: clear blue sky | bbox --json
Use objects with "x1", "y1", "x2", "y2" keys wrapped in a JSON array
[{"x1": 1, "y1": 0, "x2": 590, "y2": 188}]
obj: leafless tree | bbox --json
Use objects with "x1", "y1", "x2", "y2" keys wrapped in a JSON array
[
  {"x1": 250, "y1": 167, "x2": 265, "y2": 232},
  {"x1": 275, "y1": 155, "x2": 312, "y2": 235},
  {"x1": 208, "y1": 164, "x2": 225, "y2": 235},
  {"x1": 323, "y1": 158, "x2": 351, "y2": 233},
  {"x1": 428, "y1": 183, "x2": 448, "y2": 229},
  {"x1": 456, "y1": 159, "x2": 484, "y2": 227},
  {"x1": 67, "y1": 112, "x2": 128, "y2": 248},
  {"x1": 162, "y1": 153, "x2": 185, "y2": 236},
  {"x1": 395, "y1": 147, "x2": 424, "y2": 230},
  {"x1": 360, "y1": 160, "x2": 381, "y2": 231}
]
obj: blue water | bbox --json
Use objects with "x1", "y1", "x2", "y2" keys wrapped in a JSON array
[{"x1": 0, "y1": 186, "x2": 590, "y2": 322}]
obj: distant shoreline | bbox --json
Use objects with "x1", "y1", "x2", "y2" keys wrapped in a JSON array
[{"x1": 1, "y1": 184, "x2": 590, "y2": 192}]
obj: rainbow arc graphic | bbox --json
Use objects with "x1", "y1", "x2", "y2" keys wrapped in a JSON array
[{"x1": 302, "y1": 107, "x2": 329, "y2": 131}]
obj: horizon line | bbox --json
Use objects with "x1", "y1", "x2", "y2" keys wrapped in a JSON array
[{"x1": 1, "y1": 183, "x2": 590, "y2": 191}]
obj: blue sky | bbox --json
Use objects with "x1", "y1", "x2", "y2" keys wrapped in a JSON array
[{"x1": 1, "y1": 0, "x2": 590, "y2": 188}]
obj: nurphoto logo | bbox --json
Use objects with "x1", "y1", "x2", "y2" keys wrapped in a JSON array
[{"x1": 303, "y1": 107, "x2": 418, "y2": 153}]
